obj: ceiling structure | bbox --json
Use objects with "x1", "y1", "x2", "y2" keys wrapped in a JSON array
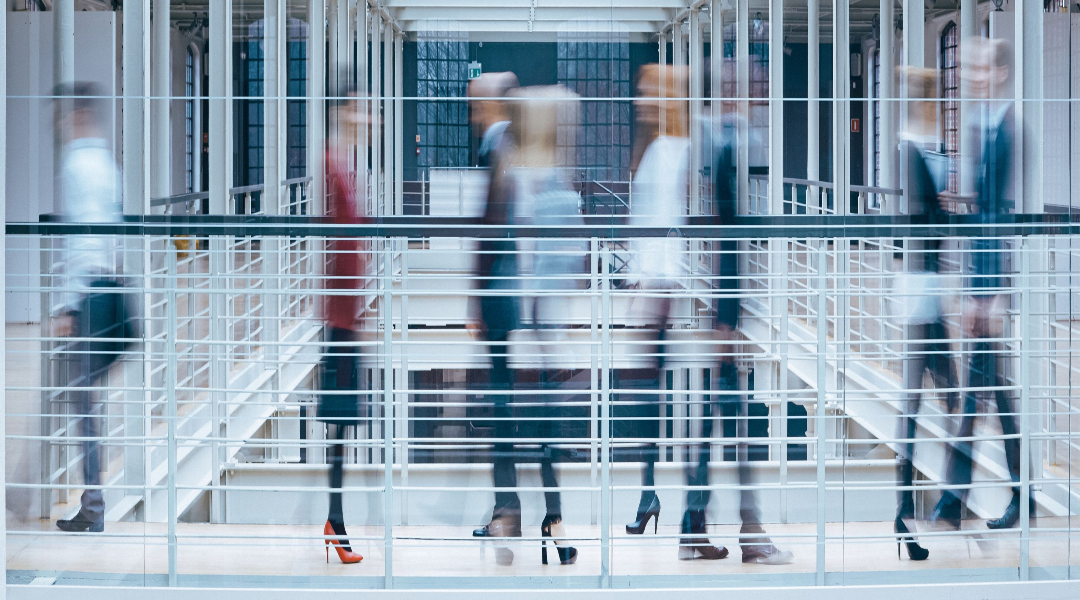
[{"x1": 159, "y1": 0, "x2": 973, "y2": 43}]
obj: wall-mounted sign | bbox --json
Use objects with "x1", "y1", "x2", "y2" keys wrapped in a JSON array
[
  {"x1": 850, "y1": 118, "x2": 860, "y2": 133},
  {"x1": 468, "y1": 61, "x2": 482, "y2": 80}
]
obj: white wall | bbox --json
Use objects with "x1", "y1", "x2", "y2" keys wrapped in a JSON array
[{"x1": 5, "y1": 11, "x2": 117, "y2": 323}]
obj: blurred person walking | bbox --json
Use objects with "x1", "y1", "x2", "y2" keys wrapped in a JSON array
[
  {"x1": 317, "y1": 85, "x2": 370, "y2": 564},
  {"x1": 678, "y1": 102, "x2": 793, "y2": 565},
  {"x1": 507, "y1": 85, "x2": 584, "y2": 565},
  {"x1": 51, "y1": 82, "x2": 129, "y2": 534},
  {"x1": 618, "y1": 64, "x2": 732, "y2": 559},
  {"x1": 467, "y1": 72, "x2": 525, "y2": 566},
  {"x1": 929, "y1": 38, "x2": 1032, "y2": 532},
  {"x1": 892, "y1": 67, "x2": 957, "y2": 561}
]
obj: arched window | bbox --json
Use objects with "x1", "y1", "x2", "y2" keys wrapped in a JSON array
[
  {"x1": 185, "y1": 47, "x2": 196, "y2": 193},
  {"x1": 940, "y1": 22, "x2": 959, "y2": 193}
]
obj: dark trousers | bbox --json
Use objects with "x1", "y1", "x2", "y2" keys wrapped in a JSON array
[
  {"x1": 943, "y1": 338, "x2": 1022, "y2": 504},
  {"x1": 67, "y1": 284, "x2": 126, "y2": 523},
  {"x1": 897, "y1": 321, "x2": 958, "y2": 515},
  {"x1": 481, "y1": 295, "x2": 521, "y2": 515},
  {"x1": 684, "y1": 361, "x2": 760, "y2": 526}
]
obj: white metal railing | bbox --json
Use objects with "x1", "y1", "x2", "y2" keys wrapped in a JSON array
[{"x1": 5, "y1": 220, "x2": 1080, "y2": 589}]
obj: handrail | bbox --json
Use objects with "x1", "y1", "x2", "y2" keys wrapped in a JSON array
[
  {"x1": 229, "y1": 183, "x2": 265, "y2": 195},
  {"x1": 16, "y1": 213, "x2": 1080, "y2": 239},
  {"x1": 783, "y1": 177, "x2": 835, "y2": 190},
  {"x1": 149, "y1": 191, "x2": 210, "y2": 208},
  {"x1": 851, "y1": 184, "x2": 903, "y2": 195},
  {"x1": 281, "y1": 176, "x2": 313, "y2": 186}
]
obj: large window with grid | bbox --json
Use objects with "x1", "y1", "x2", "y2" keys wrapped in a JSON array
[
  {"x1": 185, "y1": 47, "x2": 195, "y2": 193},
  {"x1": 287, "y1": 21, "x2": 308, "y2": 179},
  {"x1": 416, "y1": 31, "x2": 469, "y2": 169},
  {"x1": 557, "y1": 29, "x2": 631, "y2": 183},
  {"x1": 941, "y1": 22, "x2": 959, "y2": 193},
  {"x1": 236, "y1": 21, "x2": 265, "y2": 189}
]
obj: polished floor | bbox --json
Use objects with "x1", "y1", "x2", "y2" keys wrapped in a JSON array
[{"x1": 5, "y1": 518, "x2": 1079, "y2": 581}]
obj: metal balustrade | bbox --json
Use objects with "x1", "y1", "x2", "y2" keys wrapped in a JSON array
[{"x1": 4, "y1": 216, "x2": 1080, "y2": 589}]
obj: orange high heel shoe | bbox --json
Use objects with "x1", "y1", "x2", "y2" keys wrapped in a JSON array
[{"x1": 324, "y1": 520, "x2": 363, "y2": 564}]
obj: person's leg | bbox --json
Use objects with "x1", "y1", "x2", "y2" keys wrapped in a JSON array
[
  {"x1": 76, "y1": 339, "x2": 105, "y2": 527},
  {"x1": 987, "y1": 342, "x2": 1033, "y2": 529},
  {"x1": 925, "y1": 321, "x2": 959, "y2": 413},
  {"x1": 327, "y1": 424, "x2": 353, "y2": 550},
  {"x1": 636, "y1": 295, "x2": 671, "y2": 512},
  {"x1": 898, "y1": 329, "x2": 928, "y2": 518},
  {"x1": 76, "y1": 292, "x2": 117, "y2": 527},
  {"x1": 934, "y1": 339, "x2": 985, "y2": 526}
]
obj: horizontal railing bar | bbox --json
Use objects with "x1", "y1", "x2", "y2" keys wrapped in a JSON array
[{"x1": 12, "y1": 213, "x2": 1080, "y2": 238}]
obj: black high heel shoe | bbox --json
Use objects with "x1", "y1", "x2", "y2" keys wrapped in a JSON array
[
  {"x1": 541, "y1": 514, "x2": 578, "y2": 565},
  {"x1": 626, "y1": 495, "x2": 661, "y2": 535},
  {"x1": 895, "y1": 514, "x2": 929, "y2": 561}
]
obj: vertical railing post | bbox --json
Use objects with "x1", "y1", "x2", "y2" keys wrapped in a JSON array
[
  {"x1": 166, "y1": 245, "x2": 179, "y2": 586},
  {"x1": 1019, "y1": 237, "x2": 1032, "y2": 580},
  {"x1": 590, "y1": 237, "x2": 600, "y2": 525},
  {"x1": 777, "y1": 236, "x2": 790, "y2": 523},
  {"x1": 815, "y1": 239, "x2": 828, "y2": 585},
  {"x1": 39, "y1": 238, "x2": 54, "y2": 519},
  {"x1": 600, "y1": 243, "x2": 612, "y2": 588},
  {"x1": 399, "y1": 241, "x2": 409, "y2": 524},
  {"x1": 208, "y1": 236, "x2": 226, "y2": 523},
  {"x1": 382, "y1": 240, "x2": 394, "y2": 589}
]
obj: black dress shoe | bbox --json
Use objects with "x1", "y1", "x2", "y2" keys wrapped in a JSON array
[
  {"x1": 987, "y1": 493, "x2": 1035, "y2": 530},
  {"x1": 929, "y1": 494, "x2": 962, "y2": 530},
  {"x1": 57, "y1": 514, "x2": 103, "y2": 533}
]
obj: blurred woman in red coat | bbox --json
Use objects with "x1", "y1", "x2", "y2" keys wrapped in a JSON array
[{"x1": 318, "y1": 86, "x2": 370, "y2": 564}]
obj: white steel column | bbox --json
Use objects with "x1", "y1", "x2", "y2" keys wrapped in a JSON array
[
  {"x1": 673, "y1": 19, "x2": 684, "y2": 70},
  {"x1": 807, "y1": 0, "x2": 819, "y2": 206},
  {"x1": 209, "y1": 0, "x2": 233, "y2": 215},
  {"x1": 358, "y1": 3, "x2": 369, "y2": 208},
  {"x1": 152, "y1": 0, "x2": 170, "y2": 206},
  {"x1": 53, "y1": 0, "x2": 74, "y2": 202},
  {"x1": 959, "y1": 0, "x2": 976, "y2": 195},
  {"x1": 207, "y1": 0, "x2": 233, "y2": 526},
  {"x1": 901, "y1": 0, "x2": 922, "y2": 216},
  {"x1": 395, "y1": 32, "x2": 404, "y2": 215},
  {"x1": 266, "y1": 0, "x2": 287, "y2": 214},
  {"x1": 383, "y1": 20, "x2": 394, "y2": 215},
  {"x1": 123, "y1": 0, "x2": 151, "y2": 216},
  {"x1": 1, "y1": 3, "x2": 8, "y2": 589},
  {"x1": 371, "y1": 13, "x2": 382, "y2": 217},
  {"x1": 309, "y1": 0, "x2": 327, "y2": 215},
  {"x1": 53, "y1": 0, "x2": 74, "y2": 84},
  {"x1": 1016, "y1": 0, "x2": 1044, "y2": 580},
  {"x1": 328, "y1": 0, "x2": 339, "y2": 137},
  {"x1": 121, "y1": 0, "x2": 156, "y2": 576},
  {"x1": 736, "y1": 0, "x2": 749, "y2": 214},
  {"x1": 880, "y1": 0, "x2": 897, "y2": 213},
  {"x1": 832, "y1": 0, "x2": 850, "y2": 215},
  {"x1": 262, "y1": 0, "x2": 287, "y2": 518},
  {"x1": 689, "y1": 9, "x2": 703, "y2": 215},
  {"x1": 768, "y1": 0, "x2": 783, "y2": 216},
  {"x1": 711, "y1": 1, "x2": 722, "y2": 109}
]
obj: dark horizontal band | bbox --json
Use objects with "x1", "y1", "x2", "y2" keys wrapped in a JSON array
[{"x1": 8, "y1": 213, "x2": 1080, "y2": 239}]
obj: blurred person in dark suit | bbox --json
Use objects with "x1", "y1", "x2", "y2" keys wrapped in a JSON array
[
  {"x1": 51, "y1": 82, "x2": 128, "y2": 534},
  {"x1": 930, "y1": 37, "x2": 1031, "y2": 533},
  {"x1": 467, "y1": 72, "x2": 524, "y2": 566}
]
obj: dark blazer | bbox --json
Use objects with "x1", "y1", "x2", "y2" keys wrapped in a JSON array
[
  {"x1": 713, "y1": 118, "x2": 740, "y2": 330},
  {"x1": 969, "y1": 105, "x2": 1013, "y2": 292},
  {"x1": 902, "y1": 139, "x2": 949, "y2": 273}
]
